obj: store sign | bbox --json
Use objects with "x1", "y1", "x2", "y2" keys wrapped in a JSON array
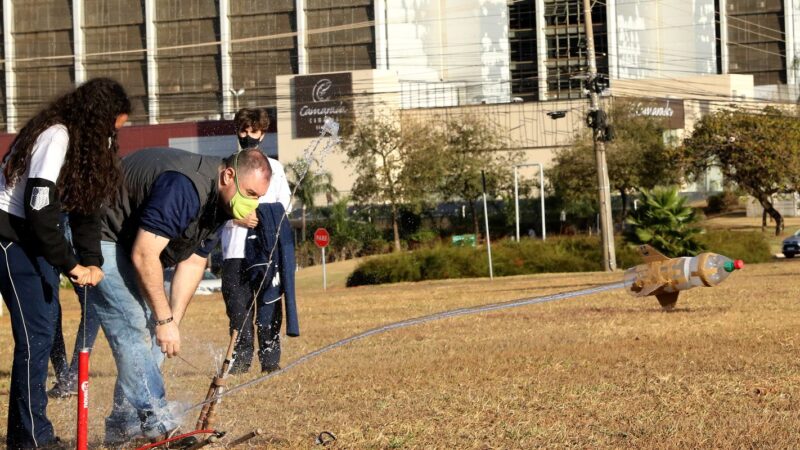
[
  {"x1": 294, "y1": 72, "x2": 353, "y2": 138},
  {"x1": 631, "y1": 98, "x2": 685, "y2": 129}
]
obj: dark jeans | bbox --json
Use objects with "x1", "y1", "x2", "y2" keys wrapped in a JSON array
[
  {"x1": 0, "y1": 240, "x2": 60, "y2": 449},
  {"x1": 49, "y1": 283, "x2": 101, "y2": 389},
  {"x1": 222, "y1": 258, "x2": 283, "y2": 372}
]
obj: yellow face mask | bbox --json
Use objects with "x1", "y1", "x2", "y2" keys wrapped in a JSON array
[{"x1": 230, "y1": 153, "x2": 260, "y2": 220}]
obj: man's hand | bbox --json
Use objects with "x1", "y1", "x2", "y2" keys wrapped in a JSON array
[
  {"x1": 233, "y1": 211, "x2": 258, "y2": 228},
  {"x1": 68, "y1": 264, "x2": 92, "y2": 286},
  {"x1": 86, "y1": 266, "x2": 105, "y2": 286},
  {"x1": 155, "y1": 320, "x2": 181, "y2": 357}
]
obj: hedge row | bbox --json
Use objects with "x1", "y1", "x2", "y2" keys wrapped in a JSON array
[{"x1": 346, "y1": 230, "x2": 771, "y2": 286}]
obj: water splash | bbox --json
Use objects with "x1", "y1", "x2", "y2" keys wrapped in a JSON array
[{"x1": 179, "y1": 281, "x2": 627, "y2": 416}]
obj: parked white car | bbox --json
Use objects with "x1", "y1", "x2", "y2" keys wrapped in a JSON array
[{"x1": 163, "y1": 268, "x2": 222, "y2": 296}]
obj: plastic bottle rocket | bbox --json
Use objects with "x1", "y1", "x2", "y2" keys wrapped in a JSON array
[{"x1": 624, "y1": 245, "x2": 744, "y2": 309}]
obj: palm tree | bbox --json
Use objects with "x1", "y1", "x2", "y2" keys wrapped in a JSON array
[
  {"x1": 625, "y1": 186, "x2": 705, "y2": 257},
  {"x1": 287, "y1": 158, "x2": 338, "y2": 241}
]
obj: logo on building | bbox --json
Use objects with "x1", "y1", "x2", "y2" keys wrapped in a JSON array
[
  {"x1": 312, "y1": 79, "x2": 334, "y2": 102},
  {"x1": 294, "y1": 73, "x2": 353, "y2": 138},
  {"x1": 630, "y1": 98, "x2": 685, "y2": 129}
]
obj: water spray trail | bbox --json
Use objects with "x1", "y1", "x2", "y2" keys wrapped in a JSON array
[{"x1": 180, "y1": 281, "x2": 628, "y2": 415}]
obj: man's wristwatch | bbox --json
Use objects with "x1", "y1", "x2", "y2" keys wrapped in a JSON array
[{"x1": 154, "y1": 316, "x2": 174, "y2": 326}]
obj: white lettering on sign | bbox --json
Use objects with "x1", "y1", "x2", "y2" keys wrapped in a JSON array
[
  {"x1": 299, "y1": 103, "x2": 349, "y2": 117},
  {"x1": 634, "y1": 103, "x2": 675, "y2": 118}
]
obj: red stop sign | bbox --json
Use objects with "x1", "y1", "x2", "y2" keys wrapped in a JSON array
[{"x1": 314, "y1": 228, "x2": 330, "y2": 248}]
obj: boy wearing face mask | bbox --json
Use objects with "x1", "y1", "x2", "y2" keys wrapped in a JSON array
[{"x1": 220, "y1": 108, "x2": 293, "y2": 374}]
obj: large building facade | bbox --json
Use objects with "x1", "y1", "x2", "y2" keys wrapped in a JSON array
[
  {"x1": 1, "y1": 1, "x2": 797, "y2": 131},
  {"x1": 508, "y1": 0, "x2": 800, "y2": 101},
  {"x1": 0, "y1": 0, "x2": 513, "y2": 131},
  {"x1": 0, "y1": 0, "x2": 797, "y2": 200}
]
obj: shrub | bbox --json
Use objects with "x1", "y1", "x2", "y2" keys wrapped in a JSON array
[
  {"x1": 348, "y1": 236, "x2": 637, "y2": 286},
  {"x1": 346, "y1": 229, "x2": 772, "y2": 287},
  {"x1": 625, "y1": 186, "x2": 704, "y2": 257},
  {"x1": 408, "y1": 229, "x2": 439, "y2": 249},
  {"x1": 705, "y1": 191, "x2": 741, "y2": 215},
  {"x1": 363, "y1": 238, "x2": 391, "y2": 255},
  {"x1": 295, "y1": 240, "x2": 321, "y2": 267},
  {"x1": 345, "y1": 253, "x2": 421, "y2": 286},
  {"x1": 697, "y1": 230, "x2": 772, "y2": 264}
]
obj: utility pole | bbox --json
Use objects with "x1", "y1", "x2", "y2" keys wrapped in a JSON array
[{"x1": 582, "y1": 0, "x2": 616, "y2": 271}]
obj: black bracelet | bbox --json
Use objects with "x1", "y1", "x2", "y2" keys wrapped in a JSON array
[{"x1": 154, "y1": 316, "x2": 174, "y2": 326}]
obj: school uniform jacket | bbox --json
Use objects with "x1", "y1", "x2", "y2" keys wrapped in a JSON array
[{"x1": 243, "y1": 202, "x2": 299, "y2": 337}]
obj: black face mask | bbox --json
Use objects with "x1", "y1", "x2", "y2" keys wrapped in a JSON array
[{"x1": 238, "y1": 135, "x2": 262, "y2": 150}]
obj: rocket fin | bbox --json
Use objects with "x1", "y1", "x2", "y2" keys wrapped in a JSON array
[
  {"x1": 656, "y1": 292, "x2": 679, "y2": 310},
  {"x1": 638, "y1": 245, "x2": 669, "y2": 263},
  {"x1": 637, "y1": 283, "x2": 662, "y2": 297}
]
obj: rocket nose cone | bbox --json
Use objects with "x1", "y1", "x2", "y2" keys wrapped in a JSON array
[{"x1": 734, "y1": 259, "x2": 744, "y2": 270}]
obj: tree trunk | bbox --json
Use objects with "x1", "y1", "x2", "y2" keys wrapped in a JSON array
[
  {"x1": 391, "y1": 203, "x2": 401, "y2": 252},
  {"x1": 470, "y1": 200, "x2": 480, "y2": 241},
  {"x1": 758, "y1": 196, "x2": 784, "y2": 236},
  {"x1": 301, "y1": 204, "x2": 307, "y2": 241},
  {"x1": 761, "y1": 208, "x2": 768, "y2": 231}
]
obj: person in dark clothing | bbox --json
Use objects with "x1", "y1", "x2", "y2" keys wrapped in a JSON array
[
  {"x1": 220, "y1": 108, "x2": 292, "y2": 374},
  {"x1": 0, "y1": 78, "x2": 131, "y2": 450},
  {"x1": 90, "y1": 147, "x2": 271, "y2": 446}
]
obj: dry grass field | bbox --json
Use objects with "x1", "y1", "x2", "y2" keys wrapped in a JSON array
[{"x1": 1, "y1": 249, "x2": 799, "y2": 448}]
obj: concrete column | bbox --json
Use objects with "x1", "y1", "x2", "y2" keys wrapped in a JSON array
[
  {"x1": 3, "y1": 0, "x2": 16, "y2": 131},
  {"x1": 605, "y1": 0, "x2": 617, "y2": 80},
  {"x1": 375, "y1": 0, "x2": 388, "y2": 70},
  {"x1": 719, "y1": 0, "x2": 728, "y2": 74},
  {"x1": 296, "y1": 0, "x2": 308, "y2": 74},
  {"x1": 535, "y1": 0, "x2": 547, "y2": 100},
  {"x1": 220, "y1": 0, "x2": 233, "y2": 118},
  {"x1": 784, "y1": 0, "x2": 797, "y2": 86},
  {"x1": 72, "y1": 0, "x2": 86, "y2": 84},
  {"x1": 145, "y1": 0, "x2": 159, "y2": 124}
]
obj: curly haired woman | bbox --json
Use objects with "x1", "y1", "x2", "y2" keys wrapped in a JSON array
[{"x1": 0, "y1": 77, "x2": 131, "y2": 449}]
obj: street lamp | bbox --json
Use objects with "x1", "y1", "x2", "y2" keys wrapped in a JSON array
[{"x1": 229, "y1": 88, "x2": 245, "y2": 112}]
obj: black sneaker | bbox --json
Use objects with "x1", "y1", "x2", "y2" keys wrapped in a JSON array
[
  {"x1": 46, "y1": 383, "x2": 77, "y2": 399},
  {"x1": 38, "y1": 436, "x2": 67, "y2": 449},
  {"x1": 228, "y1": 364, "x2": 251, "y2": 375},
  {"x1": 261, "y1": 364, "x2": 281, "y2": 374}
]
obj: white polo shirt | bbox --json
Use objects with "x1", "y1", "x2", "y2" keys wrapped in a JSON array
[{"x1": 220, "y1": 157, "x2": 291, "y2": 260}]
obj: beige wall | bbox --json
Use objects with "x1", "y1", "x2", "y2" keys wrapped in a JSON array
[{"x1": 612, "y1": 74, "x2": 756, "y2": 102}]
